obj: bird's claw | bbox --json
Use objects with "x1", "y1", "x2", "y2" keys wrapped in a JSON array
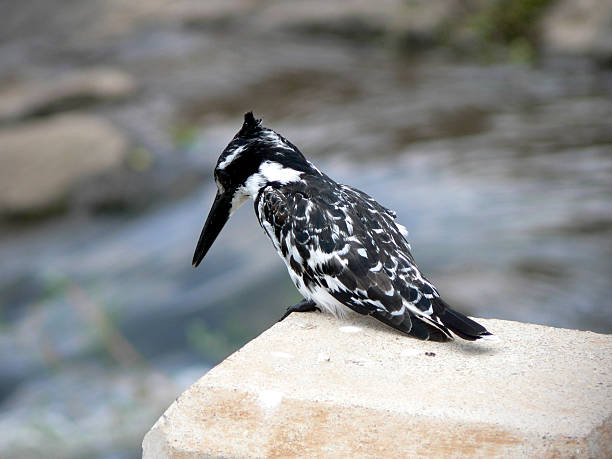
[{"x1": 278, "y1": 299, "x2": 320, "y2": 322}]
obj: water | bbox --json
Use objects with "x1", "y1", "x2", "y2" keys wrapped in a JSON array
[{"x1": 1, "y1": 6, "x2": 611, "y2": 457}]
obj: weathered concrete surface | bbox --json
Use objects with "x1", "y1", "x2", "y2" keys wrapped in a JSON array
[{"x1": 143, "y1": 314, "x2": 611, "y2": 458}]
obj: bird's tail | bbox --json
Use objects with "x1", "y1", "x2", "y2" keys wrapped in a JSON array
[{"x1": 432, "y1": 298, "x2": 498, "y2": 342}]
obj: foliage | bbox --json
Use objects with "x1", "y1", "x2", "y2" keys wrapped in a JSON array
[
  {"x1": 469, "y1": 0, "x2": 556, "y2": 62},
  {"x1": 472, "y1": 0, "x2": 555, "y2": 44}
]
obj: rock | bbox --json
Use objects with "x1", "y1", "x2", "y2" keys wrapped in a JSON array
[
  {"x1": 101, "y1": 0, "x2": 467, "y2": 47},
  {"x1": 245, "y1": 0, "x2": 463, "y2": 45},
  {"x1": 0, "y1": 68, "x2": 137, "y2": 122},
  {"x1": 540, "y1": 0, "x2": 612, "y2": 61},
  {"x1": 0, "y1": 114, "x2": 128, "y2": 216},
  {"x1": 143, "y1": 314, "x2": 612, "y2": 458}
]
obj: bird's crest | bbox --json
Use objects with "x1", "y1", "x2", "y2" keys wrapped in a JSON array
[{"x1": 238, "y1": 111, "x2": 262, "y2": 137}]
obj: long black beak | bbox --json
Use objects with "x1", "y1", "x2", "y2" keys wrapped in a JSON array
[{"x1": 192, "y1": 191, "x2": 233, "y2": 267}]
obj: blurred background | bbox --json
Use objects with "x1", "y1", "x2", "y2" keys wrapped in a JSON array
[{"x1": 1, "y1": 0, "x2": 611, "y2": 457}]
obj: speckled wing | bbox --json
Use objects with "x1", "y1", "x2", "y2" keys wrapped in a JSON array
[{"x1": 255, "y1": 176, "x2": 451, "y2": 340}]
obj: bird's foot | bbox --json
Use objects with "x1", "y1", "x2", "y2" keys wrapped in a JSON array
[{"x1": 278, "y1": 299, "x2": 320, "y2": 322}]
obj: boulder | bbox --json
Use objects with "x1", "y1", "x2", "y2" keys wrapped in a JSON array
[
  {"x1": 540, "y1": 0, "x2": 612, "y2": 61},
  {"x1": 0, "y1": 114, "x2": 128, "y2": 216},
  {"x1": 0, "y1": 68, "x2": 137, "y2": 122}
]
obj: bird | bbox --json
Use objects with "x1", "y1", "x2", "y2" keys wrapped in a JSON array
[{"x1": 192, "y1": 112, "x2": 496, "y2": 342}]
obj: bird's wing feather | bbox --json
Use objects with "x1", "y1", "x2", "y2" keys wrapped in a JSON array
[
  {"x1": 256, "y1": 180, "x2": 446, "y2": 335},
  {"x1": 338, "y1": 184, "x2": 412, "y2": 244},
  {"x1": 338, "y1": 184, "x2": 397, "y2": 219}
]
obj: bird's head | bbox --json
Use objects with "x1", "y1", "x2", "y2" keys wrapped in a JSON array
[{"x1": 192, "y1": 112, "x2": 318, "y2": 267}]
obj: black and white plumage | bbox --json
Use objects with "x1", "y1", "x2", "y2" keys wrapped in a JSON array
[{"x1": 193, "y1": 112, "x2": 496, "y2": 342}]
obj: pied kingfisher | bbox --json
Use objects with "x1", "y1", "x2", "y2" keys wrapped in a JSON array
[{"x1": 193, "y1": 112, "x2": 495, "y2": 342}]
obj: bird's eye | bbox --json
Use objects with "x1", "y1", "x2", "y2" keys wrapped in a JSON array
[{"x1": 216, "y1": 169, "x2": 231, "y2": 187}]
